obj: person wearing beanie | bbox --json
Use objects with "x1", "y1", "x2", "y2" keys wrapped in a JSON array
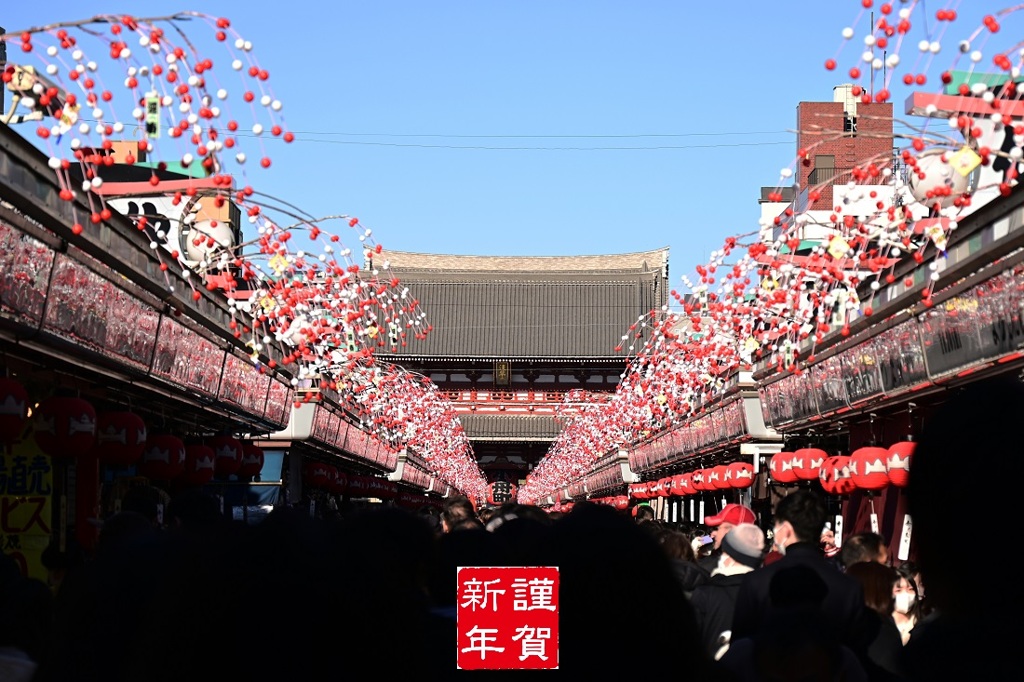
[
  {"x1": 699, "y1": 503, "x2": 757, "y2": 573},
  {"x1": 688, "y1": 523, "x2": 766, "y2": 659}
]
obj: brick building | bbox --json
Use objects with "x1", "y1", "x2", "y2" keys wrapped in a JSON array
[{"x1": 796, "y1": 84, "x2": 894, "y2": 211}]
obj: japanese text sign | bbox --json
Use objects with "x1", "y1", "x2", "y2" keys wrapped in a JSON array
[{"x1": 457, "y1": 566, "x2": 559, "y2": 670}]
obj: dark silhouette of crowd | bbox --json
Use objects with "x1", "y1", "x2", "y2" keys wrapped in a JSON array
[{"x1": 0, "y1": 374, "x2": 1018, "y2": 680}]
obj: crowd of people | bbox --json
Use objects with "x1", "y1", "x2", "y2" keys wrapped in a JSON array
[{"x1": 0, "y1": 375, "x2": 1020, "y2": 680}]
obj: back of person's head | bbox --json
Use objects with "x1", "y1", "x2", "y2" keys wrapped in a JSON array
[
  {"x1": 840, "y1": 532, "x2": 888, "y2": 569},
  {"x1": 720, "y1": 565, "x2": 856, "y2": 682},
  {"x1": 720, "y1": 522, "x2": 766, "y2": 570},
  {"x1": 658, "y1": 528, "x2": 697, "y2": 562},
  {"x1": 120, "y1": 484, "x2": 165, "y2": 526},
  {"x1": 908, "y1": 375, "x2": 1024, "y2": 617},
  {"x1": 96, "y1": 510, "x2": 162, "y2": 556},
  {"x1": 536, "y1": 502, "x2": 714, "y2": 678},
  {"x1": 428, "y1": 525, "x2": 510, "y2": 608},
  {"x1": 632, "y1": 503, "x2": 656, "y2": 522},
  {"x1": 0, "y1": 553, "x2": 53, "y2": 665},
  {"x1": 773, "y1": 488, "x2": 827, "y2": 544},
  {"x1": 441, "y1": 495, "x2": 476, "y2": 532},
  {"x1": 166, "y1": 488, "x2": 224, "y2": 535},
  {"x1": 844, "y1": 560, "x2": 897, "y2": 616}
]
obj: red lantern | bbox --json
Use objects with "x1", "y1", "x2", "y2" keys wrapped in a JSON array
[
  {"x1": 179, "y1": 444, "x2": 216, "y2": 486},
  {"x1": 347, "y1": 474, "x2": 368, "y2": 497},
  {"x1": 770, "y1": 451, "x2": 799, "y2": 484},
  {"x1": 849, "y1": 446, "x2": 890, "y2": 490},
  {"x1": 0, "y1": 378, "x2": 29, "y2": 445},
  {"x1": 819, "y1": 455, "x2": 842, "y2": 495},
  {"x1": 820, "y1": 455, "x2": 856, "y2": 495},
  {"x1": 887, "y1": 441, "x2": 915, "y2": 488},
  {"x1": 692, "y1": 466, "x2": 716, "y2": 489},
  {"x1": 95, "y1": 411, "x2": 147, "y2": 466},
  {"x1": 792, "y1": 448, "x2": 828, "y2": 481},
  {"x1": 727, "y1": 461, "x2": 754, "y2": 489},
  {"x1": 704, "y1": 465, "x2": 725, "y2": 490},
  {"x1": 613, "y1": 495, "x2": 629, "y2": 510},
  {"x1": 210, "y1": 435, "x2": 244, "y2": 477},
  {"x1": 237, "y1": 443, "x2": 265, "y2": 479},
  {"x1": 663, "y1": 476, "x2": 677, "y2": 497},
  {"x1": 396, "y1": 491, "x2": 420, "y2": 509},
  {"x1": 379, "y1": 479, "x2": 398, "y2": 500},
  {"x1": 330, "y1": 470, "x2": 348, "y2": 495},
  {"x1": 677, "y1": 472, "x2": 694, "y2": 496},
  {"x1": 652, "y1": 478, "x2": 667, "y2": 498},
  {"x1": 32, "y1": 396, "x2": 96, "y2": 458},
  {"x1": 139, "y1": 434, "x2": 186, "y2": 480},
  {"x1": 306, "y1": 461, "x2": 332, "y2": 489}
]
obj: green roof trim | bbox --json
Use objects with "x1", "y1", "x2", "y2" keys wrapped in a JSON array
[
  {"x1": 134, "y1": 160, "x2": 207, "y2": 179},
  {"x1": 778, "y1": 239, "x2": 819, "y2": 255},
  {"x1": 942, "y1": 70, "x2": 1024, "y2": 96}
]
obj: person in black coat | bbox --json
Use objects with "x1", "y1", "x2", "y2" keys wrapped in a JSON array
[
  {"x1": 689, "y1": 522, "x2": 765, "y2": 659},
  {"x1": 731, "y1": 489, "x2": 871, "y2": 660}
]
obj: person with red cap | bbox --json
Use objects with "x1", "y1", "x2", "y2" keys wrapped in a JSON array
[{"x1": 699, "y1": 503, "x2": 757, "y2": 573}]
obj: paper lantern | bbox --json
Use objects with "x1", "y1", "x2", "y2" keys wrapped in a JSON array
[
  {"x1": 613, "y1": 495, "x2": 629, "y2": 510},
  {"x1": 832, "y1": 455, "x2": 856, "y2": 495},
  {"x1": 727, "y1": 461, "x2": 754, "y2": 489},
  {"x1": 770, "y1": 451, "x2": 799, "y2": 484},
  {"x1": 849, "y1": 446, "x2": 891, "y2": 490},
  {"x1": 886, "y1": 441, "x2": 915, "y2": 488},
  {"x1": 95, "y1": 411, "x2": 147, "y2": 466},
  {"x1": 690, "y1": 469, "x2": 707, "y2": 492},
  {"x1": 819, "y1": 455, "x2": 843, "y2": 495},
  {"x1": 397, "y1": 491, "x2": 421, "y2": 509},
  {"x1": 210, "y1": 435, "x2": 244, "y2": 477},
  {"x1": 328, "y1": 469, "x2": 348, "y2": 495},
  {"x1": 676, "y1": 472, "x2": 694, "y2": 496},
  {"x1": 656, "y1": 477, "x2": 673, "y2": 498},
  {"x1": 237, "y1": 443, "x2": 265, "y2": 479},
  {"x1": 377, "y1": 479, "x2": 398, "y2": 500},
  {"x1": 660, "y1": 476, "x2": 675, "y2": 497},
  {"x1": 33, "y1": 396, "x2": 96, "y2": 458},
  {"x1": 696, "y1": 469, "x2": 716, "y2": 492},
  {"x1": 792, "y1": 448, "x2": 828, "y2": 481},
  {"x1": 671, "y1": 473, "x2": 688, "y2": 496},
  {"x1": 0, "y1": 378, "x2": 29, "y2": 445},
  {"x1": 708, "y1": 465, "x2": 729, "y2": 490},
  {"x1": 347, "y1": 474, "x2": 368, "y2": 497},
  {"x1": 306, "y1": 461, "x2": 332, "y2": 489},
  {"x1": 139, "y1": 434, "x2": 186, "y2": 480},
  {"x1": 179, "y1": 444, "x2": 216, "y2": 486}
]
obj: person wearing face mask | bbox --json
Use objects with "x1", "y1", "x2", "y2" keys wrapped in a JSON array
[
  {"x1": 730, "y1": 489, "x2": 872, "y2": 669},
  {"x1": 688, "y1": 523, "x2": 765, "y2": 659},
  {"x1": 892, "y1": 564, "x2": 921, "y2": 646}
]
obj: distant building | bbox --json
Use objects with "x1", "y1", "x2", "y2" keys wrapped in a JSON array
[
  {"x1": 379, "y1": 248, "x2": 669, "y2": 482},
  {"x1": 761, "y1": 84, "x2": 898, "y2": 253}
]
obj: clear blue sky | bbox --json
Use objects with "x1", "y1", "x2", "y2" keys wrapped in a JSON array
[{"x1": 2, "y1": 1, "x2": 1004, "y2": 301}]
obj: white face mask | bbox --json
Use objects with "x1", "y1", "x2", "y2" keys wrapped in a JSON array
[
  {"x1": 894, "y1": 592, "x2": 916, "y2": 614},
  {"x1": 772, "y1": 525, "x2": 787, "y2": 555}
]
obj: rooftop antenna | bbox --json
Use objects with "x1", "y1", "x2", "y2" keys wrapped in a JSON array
[{"x1": 870, "y1": 11, "x2": 875, "y2": 99}]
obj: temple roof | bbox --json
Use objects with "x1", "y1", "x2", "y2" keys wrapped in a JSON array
[
  {"x1": 380, "y1": 248, "x2": 669, "y2": 274},
  {"x1": 458, "y1": 413, "x2": 563, "y2": 441},
  {"x1": 382, "y1": 248, "x2": 669, "y2": 359}
]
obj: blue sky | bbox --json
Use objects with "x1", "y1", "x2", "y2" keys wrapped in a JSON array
[{"x1": 2, "y1": 1, "x2": 1003, "y2": 300}]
